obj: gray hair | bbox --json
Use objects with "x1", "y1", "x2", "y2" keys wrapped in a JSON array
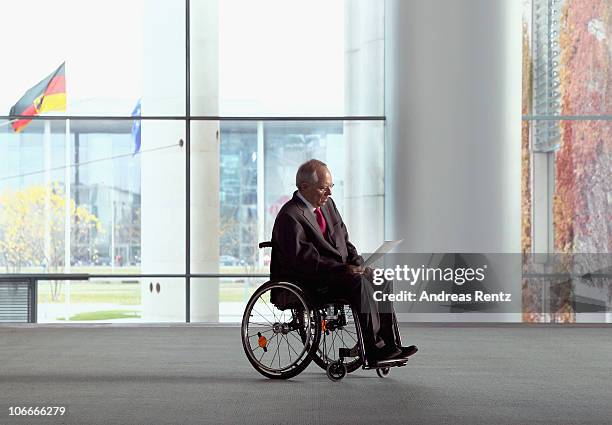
[{"x1": 295, "y1": 159, "x2": 328, "y2": 187}]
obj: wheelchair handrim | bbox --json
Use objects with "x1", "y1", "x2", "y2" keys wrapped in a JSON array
[{"x1": 242, "y1": 283, "x2": 314, "y2": 374}]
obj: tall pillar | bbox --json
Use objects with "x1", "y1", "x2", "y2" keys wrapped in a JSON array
[
  {"x1": 141, "y1": 0, "x2": 219, "y2": 322},
  {"x1": 343, "y1": 0, "x2": 385, "y2": 253},
  {"x1": 189, "y1": 0, "x2": 220, "y2": 322},
  {"x1": 385, "y1": 0, "x2": 522, "y2": 321}
]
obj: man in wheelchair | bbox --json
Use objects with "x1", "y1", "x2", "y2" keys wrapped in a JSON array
[{"x1": 270, "y1": 159, "x2": 418, "y2": 365}]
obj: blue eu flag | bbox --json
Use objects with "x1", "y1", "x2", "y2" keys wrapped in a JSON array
[{"x1": 131, "y1": 99, "x2": 141, "y2": 155}]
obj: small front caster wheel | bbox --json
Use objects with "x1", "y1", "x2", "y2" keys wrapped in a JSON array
[
  {"x1": 326, "y1": 360, "x2": 347, "y2": 381},
  {"x1": 376, "y1": 367, "x2": 390, "y2": 378}
]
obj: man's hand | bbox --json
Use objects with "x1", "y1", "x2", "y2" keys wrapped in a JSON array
[
  {"x1": 364, "y1": 266, "x2": 374, "y2": 281},
  {"x1": 347, "y1": 265, "x2": 374, "y2": 281},
  {"x1": 346, "y1": 265, "x2": 365, "y2": 275}
]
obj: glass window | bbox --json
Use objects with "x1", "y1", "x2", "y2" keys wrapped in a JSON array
[
  {"x1": 545, "y1": 120, "x2": 612, "y2": 253},
  {"x1": 190, "y1": 120, "x2": 385, "y2": 277},
  {"x1": 526, "y1": 0, "x2": 612, "y2": 118},
  {"x1": 190, "y1": 277, "x2": 268, "y2": 323},
  {"x1": 37, "y1": 277, "x2": 186, "y2": 323},
  {"x1": 524, "y1": 1, "x2": 612, "y2": 256},
  {"x1": 0, "y1": 119, "x2": 185, "y2": 275},
  {"x1": 0, "y1": 0, "x2": 186, "y2": 117},
  {"x1": 1, "y1": 1, "x2": 386, "y2": 323},
  {"x1": 191, "y1": 0, "x2": 384, "y2": 116}
]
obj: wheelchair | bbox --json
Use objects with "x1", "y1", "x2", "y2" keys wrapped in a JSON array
[{"x1": 241, "y1": 242, "x2": 409, "y2": 381}]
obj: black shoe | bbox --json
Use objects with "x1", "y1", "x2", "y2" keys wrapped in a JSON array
[
  {"x1": 397, "y1": 345, "x2": 418, "y2": 358},
  {"x1": 374, "y1": 346, "x2": 404, "y2": 361}
]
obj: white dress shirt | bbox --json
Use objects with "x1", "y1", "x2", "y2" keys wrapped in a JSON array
[{"x1": 296, "y1": 191, "x2": 317, "y2": 217}]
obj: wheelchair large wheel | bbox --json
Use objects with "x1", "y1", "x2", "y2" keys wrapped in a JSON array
[
  {"x1": 241, "y1": 281, "x2": 321, "y2": 379},
  {"x1": 312, "y1": 304, "x2": 363, "y2": 374}
]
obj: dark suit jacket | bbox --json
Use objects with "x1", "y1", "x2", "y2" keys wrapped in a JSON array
[{"x1": 271, "y1": 191, "x2": 363, "y2": 283}]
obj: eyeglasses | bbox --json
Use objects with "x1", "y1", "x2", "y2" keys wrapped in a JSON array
[{"x1": 316, "y1": 183, "x2": 334, "y2": 192}]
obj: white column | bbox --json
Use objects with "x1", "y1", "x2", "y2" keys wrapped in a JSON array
[
  {"x1": 256, "y1": 121, "x2": 265, "y2": 268},
  {"x1": 189, "y1": 118, "x2": 220, "y2": 322},
  {"x1": 189, "y1": 0, "x2": 220, "y2": 322},
  {"x1": 385, "y1": 0, "x2": 522, "y2": 322},
  {"x1": 141, "y1": 0, "x2": 220, "y2": 322},
  {"x1": 343, "y1": 0, "x2": 385, "y2": 253}
]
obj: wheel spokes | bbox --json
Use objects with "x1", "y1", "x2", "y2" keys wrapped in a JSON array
[{"x1": 245, "y1": 286, "x2": 315, "y2": 373}]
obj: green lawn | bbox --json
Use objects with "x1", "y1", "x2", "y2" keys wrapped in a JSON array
[
  {"x1": 12, "y1": 266, "x2": 141, "y2": 275},
  {"x1": 37, "y1": 281, "x2": 260, "y2": 304},
  {"x1": 40, "y1": 282, "x2": 262, "y2": 321},
  {"x1": 58, "y1": 310, "x2": 141, "y2": 321},
  {"x1": 220, "y1": 285, "x2": 258, "y2": 302},
  {"x1": 38, "y1": 282, "x2": 141, "y2": 305}
]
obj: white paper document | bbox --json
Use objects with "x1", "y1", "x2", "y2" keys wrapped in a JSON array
[{"x1": 363, "y1": 240, "x2": 403, "y2": 267}]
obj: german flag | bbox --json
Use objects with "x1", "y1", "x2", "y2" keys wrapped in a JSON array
[{"x1": 9, "y1": 62, "x2": 66, "y2": 132}]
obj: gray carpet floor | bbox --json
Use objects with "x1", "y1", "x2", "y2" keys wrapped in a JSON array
[{"x1": 0, "y1": 325, "x2": 611, "y2": 425}]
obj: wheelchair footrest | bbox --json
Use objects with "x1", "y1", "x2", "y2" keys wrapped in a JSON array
[
  {"x1": 338, "y1": 347, "x2": 359, "y2": 358},
  {"x1": 375, "y1": 358, "x2": 408, "y2": 367},
  {"x1": 364, "y1": 358, "x2": 408, "y2": 369}
]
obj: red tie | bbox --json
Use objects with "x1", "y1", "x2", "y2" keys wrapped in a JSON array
[{"x1": 314, "y1": 207, "x2": 327, "y2": 235}]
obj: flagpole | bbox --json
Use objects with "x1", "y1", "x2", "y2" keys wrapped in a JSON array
[
  {"x1": 64, "y1": 119, "x2": 71, "y2": 273},
  {"x1": 111, "y1": 199, "x2": 115, "y2": 273},
  {"x1": 64, "y1": 62, "x2": 71, "y2": 320},
  {"x1": 64, "y1": 118, "x2": 71, "y2": 320},
  {"x1": 43, "y1": 121, "x2": 52, "y2": 270},
  {"x1": 64, "y1": 118, "x2": 71, "y2": 274},
  {"x1": 42, "y1": 121, "x2": 53, "y2": 320}
]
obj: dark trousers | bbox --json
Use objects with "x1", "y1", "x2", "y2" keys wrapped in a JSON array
[{"x1": 307, "y1": 272, "x2": 401, "y2": 361}]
